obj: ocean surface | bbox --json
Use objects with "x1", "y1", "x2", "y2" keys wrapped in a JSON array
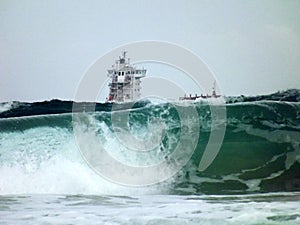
[{"x1": 0, "y1": 89, "x2": 299, "y2": 224}]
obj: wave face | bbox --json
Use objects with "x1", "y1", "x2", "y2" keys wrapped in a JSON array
[{"x1": 0, "y1": 90, "x2": 299, "y2": 195}]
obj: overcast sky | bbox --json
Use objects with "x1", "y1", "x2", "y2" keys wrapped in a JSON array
[{"x1": 0, "y1": 0, "x2": 299, "y2": 102}]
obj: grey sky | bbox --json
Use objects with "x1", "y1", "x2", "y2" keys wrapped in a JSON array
[{"x1": 0, "y1": 0, "x2": 299, "y2": 102}]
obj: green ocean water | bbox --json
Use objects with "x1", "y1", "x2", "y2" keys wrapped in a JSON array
[{"x1": 0, "y1": 90, "x2": 299, "y2": 224}]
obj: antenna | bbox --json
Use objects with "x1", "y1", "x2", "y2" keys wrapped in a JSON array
[
  {"x1": 123, "y1": 51, "x2": 127, "y2": 59},
  {"x1": 212, "y1": 80, "x2": 216, "y2": 97}
]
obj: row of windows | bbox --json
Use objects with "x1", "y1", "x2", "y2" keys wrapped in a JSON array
[
  {"x1": 116, "y1": 87, "x2": 140, "y2": 91},
  {"x1": 115, "y1": 71, "x2": 129, "y2": 75},
  {"x1": 114, "y1": 70, "x2": 145, "y2": 75}
]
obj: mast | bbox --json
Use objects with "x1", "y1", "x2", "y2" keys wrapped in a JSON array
[{"x1": 212, "y1": 80, "x2": 216, "y2": 97}]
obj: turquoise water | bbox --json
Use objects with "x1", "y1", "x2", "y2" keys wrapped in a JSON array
[{"x1": 0, "y1": 90, "x2": 299, "y2": 224}]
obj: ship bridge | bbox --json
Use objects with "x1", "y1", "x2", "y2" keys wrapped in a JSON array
[{"x1": 107, "y1": 52, "x2": 146, "y2": 102}]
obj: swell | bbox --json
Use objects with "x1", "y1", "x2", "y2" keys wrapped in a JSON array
[
  {"x1": 176, "y1": 101, "x2": 300, "y2": 194},
  {"x1": 0, "y1": 101, "x2": 299, "y2": 195},
  {"x1": 1, "y1": 89, "x2": 299, "y2": 119},
  {"x1": 0, "y1": 99, "x2": 150, "y2": 119}
]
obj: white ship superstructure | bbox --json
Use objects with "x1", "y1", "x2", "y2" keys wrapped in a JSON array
[{"x1": 107, "y1": 52, "x2": 146, "y2": 102}]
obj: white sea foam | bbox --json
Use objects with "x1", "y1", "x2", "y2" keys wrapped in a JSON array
[
  {"x1": 0, "y1": 193, "x2": 299, "y2": 225},
  {"x1": 0, "y1": 124, "x2": 170, "y2": 195},
  {"x1": 0, "y1": 102, "x2": 14, "y2": 113}
]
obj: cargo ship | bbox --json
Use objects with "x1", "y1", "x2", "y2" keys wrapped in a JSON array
[
  {"x1": 179, "y1": 81, "x2": 221, "y2": 101},
  {"x1": 107, "y1": 52, "x2": 146, "y2": 102}
]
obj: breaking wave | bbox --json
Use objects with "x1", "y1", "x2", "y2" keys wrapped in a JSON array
[{"x1": 0, "y1": 89, "x2": 299, "y2": 195}]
